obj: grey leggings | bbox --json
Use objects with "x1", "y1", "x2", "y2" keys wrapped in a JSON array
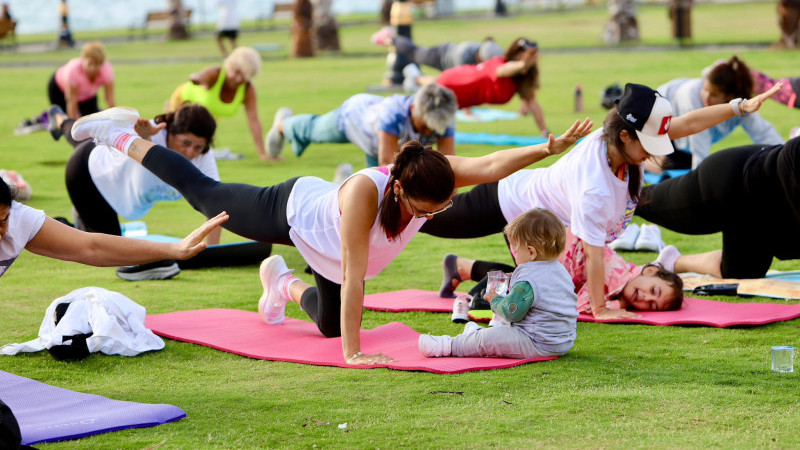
[{"x1": 451, "y1": 325, "x2": 562, "y2": 358}]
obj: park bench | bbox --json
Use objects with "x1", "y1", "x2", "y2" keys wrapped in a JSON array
[{"x1": 129, "y1": 9, "x2": 192, "y2": 40}]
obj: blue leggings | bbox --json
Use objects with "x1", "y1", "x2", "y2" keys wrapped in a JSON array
[{"x1": 282, "y1": 108, "x2": 377, "y2": 167}]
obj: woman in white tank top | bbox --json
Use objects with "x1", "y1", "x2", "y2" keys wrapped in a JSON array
[{"x1": 70, "y1": 106, "x2": 593, "y2": 365}]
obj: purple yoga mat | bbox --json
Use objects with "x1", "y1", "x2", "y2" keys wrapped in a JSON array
[{"x1": 0, "y1": 370, "x2": 186, "y2": 445}]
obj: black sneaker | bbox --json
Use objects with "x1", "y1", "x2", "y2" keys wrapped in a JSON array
[
  {"x1": 116, "y1": 260, "x2": 180, "y2": 281},
  {"x1": 48, "y1": 104, "x2": 66, "y2": 141}
]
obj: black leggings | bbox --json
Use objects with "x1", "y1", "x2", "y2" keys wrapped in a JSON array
[
  {"x1": 140, "y1": 145, "x2": 346, "y2": 337},
  {"x1": 420, "y1": 182, "x2": 507, "y2": 238},
  {"x1": 63, "y1": 120, "x2": 121, "y2": 235},
  {"x1": 48, "y1": 73, "x2": 100, "y2": 117},
  {"x1": 636, "y1": 141, "x2": 800, "y2": 278}
]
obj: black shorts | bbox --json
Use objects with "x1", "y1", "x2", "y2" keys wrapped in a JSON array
[{"x1": 218, "y1": 29, "x2": 238, "y2": 39}]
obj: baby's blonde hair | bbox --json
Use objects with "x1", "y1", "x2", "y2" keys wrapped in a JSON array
[
  {"x1": 81, "y1": 41, "x2": 106, "y2": 64},
  {"x1": 223, "y1": 47, "x2": 261, "y2": 81},
  {"x1": 504, "y1": 208, "x2": 565, "y2": 260}
]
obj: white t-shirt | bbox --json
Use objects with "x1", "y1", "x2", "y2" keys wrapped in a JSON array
[
  {"x1": 216, "y1": 0, "x2": 239, "y2": 31},
  {"x1": 497, "y1": 129, "x2": 636, "y2": 247},
  {"x1": 87, "y1": 127, "x2": 220, "y2": 220},
  {"x1": 286, "y1": 167, "x2": 427, "y2": 284},
  {"x1": 0, "y1": 202, "x2": 46, "y2": 279}
]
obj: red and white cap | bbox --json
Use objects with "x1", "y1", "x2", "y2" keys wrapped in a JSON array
[{"x1": 615, "y1": 83, "x2": 675, "y2": 156}]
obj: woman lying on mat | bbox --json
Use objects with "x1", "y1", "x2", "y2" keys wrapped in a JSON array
[
  {"x1": 0, "y1": 178, "x2": 228, "y2": 279},
  {"x1": 636, "y1": 136, "x2": 800, "y2": 280},
  {"x1": 68, "y1": 105, "x2": 592, "y2": 365},
  {"x1": 646, "y1": 55, "x2": 784, "y2": 174},
  {"x1": 167, "y1": 47, "x2": 269, "y2": 160},
  {"x1": 440, "y1": 237, "x2": 684, "y2": 315},
  {"x1": 421, "y1": 82, "x2": 781, "y2": 321},
  {"x1": 404, "y1": 38, "x2": 550, "y2": 137}
]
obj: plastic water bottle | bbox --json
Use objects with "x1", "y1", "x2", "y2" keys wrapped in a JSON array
[{"x1": 574, "y1": 85, "x2": 583, "y2": 112}]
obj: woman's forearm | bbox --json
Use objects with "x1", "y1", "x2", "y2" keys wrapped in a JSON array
[{"x1": 340, "y1": 279, "x2": 364, "y2": 359}]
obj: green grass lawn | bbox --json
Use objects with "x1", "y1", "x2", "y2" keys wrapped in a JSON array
[{"x1": 2, "y1": 3, "x2": 800, "y2": 448}]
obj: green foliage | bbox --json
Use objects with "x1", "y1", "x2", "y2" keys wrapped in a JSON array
[{"x1": 2, "y1": 3, "x2": 799, "y2": 448}]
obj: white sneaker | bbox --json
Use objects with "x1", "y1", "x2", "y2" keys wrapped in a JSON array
[
  {"x1": 70, "y1": 107, "x2": 140, "y2": 148},
  {"x1": 266, "y1": 107, "x2": 293, "y2": 158},
  {"x1": 461, "y1": 321, "x2": 482, "y2": 335},
  {"x1": 418, "y1": 334, "x2": 452, "y2": 357},
  {"x1": 655, "y1": 245, "x2": 681, "y2": 272},
  {"x1": 634, "y1": 224, "x2": 665, "y2": 252},
  {"x1": 333, "y1": 162, "x2": 354, "y2": 184},
  {"x1": 257, "y1": 255, "x2": 294, "y2": 325},
  {"x1": 451, "y1": 296, "x2": 470, "y2": 323},
  {"x1": 608, "y1": 223, "x2": 640, "y2": 251},
  {"x1": 402, "y1": 63, "x2": 421, "y2": 93}
]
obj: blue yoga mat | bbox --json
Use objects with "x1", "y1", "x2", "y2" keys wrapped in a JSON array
[
  {"x1": 643, "y1": 169, "x2": 690, "y2": 185},
  {"x1": 456, "y1": 107, "x2": 519, "y2": 123},
  {"x1": 0, "y1": 370, "x2": 185, "y2": 445},
  {"x1": 455, "y1": 132, "x2": 547, "y2": 147},
  {"x1": 766, "y1": 271, "x2": 800, "y2": 283}
]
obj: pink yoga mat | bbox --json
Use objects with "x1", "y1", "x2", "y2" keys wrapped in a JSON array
[
  {"x1": 577, "y1": 297, "x2": 800, "y2": 327},
  {"x1": 365, "y1": 290, "x2": 800, "y2": 327},
  {"x1": 145, "y1": 309, "x2": 555, "y2": 374},
  {"x1": 364, "y1": 289, "x2": 455, "y2": 312}
]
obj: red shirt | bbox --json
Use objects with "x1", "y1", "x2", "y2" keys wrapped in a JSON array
[{"x1": 436, "y1": 56, "x2": 518, "y2": 108}]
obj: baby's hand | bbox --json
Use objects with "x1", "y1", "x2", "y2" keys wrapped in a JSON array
[{"x1": 482, "y1": 288, "x2": 497, "y2": 303}]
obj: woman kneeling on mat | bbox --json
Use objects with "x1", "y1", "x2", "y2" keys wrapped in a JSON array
[
  {"x1": 53, "y1": 104, "x2": 221, "y2": 281},
  {"x1": 0, "y1": 178, "x2": 227, "y2": 280},
  {"x1": 636, "y1": 135, "x2": 800, "y2": 280},
  {"x1": 69, "y1": 106, "x2": 592, "y2": 365}
]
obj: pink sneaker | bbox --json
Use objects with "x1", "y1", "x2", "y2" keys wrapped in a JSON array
[
  {"x1": 370, "y1": 26, "x2": 394, "y2": 46},
  {"x1": 257, "y1": 255, "x2": 293, "y2": 325}
]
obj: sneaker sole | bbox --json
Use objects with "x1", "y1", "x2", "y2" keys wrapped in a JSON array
[
  {"x1": 257, "y1": 255, "x2": 289, "y2": 325},
  {"x1": 71, "y1": 107, "x2": 140, "y2": 141},
  {"x1": 115, "y1": 264, "x2": 180, "y2": 281},
  {"x1": 267, "y1": 108, "x2": 292, "y2": 158}
]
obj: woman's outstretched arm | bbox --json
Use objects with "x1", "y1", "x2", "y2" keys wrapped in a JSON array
[
  {"x1": 25, "y1": 212, "x2": 229, "y2": 267},
  {"x1": 447, "y1": 117, "x2": 592, "y2": 187}
]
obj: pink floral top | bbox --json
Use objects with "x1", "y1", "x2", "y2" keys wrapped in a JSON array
[{"x1": 558, "y1": 228, "x2": 642, "y2": 314}]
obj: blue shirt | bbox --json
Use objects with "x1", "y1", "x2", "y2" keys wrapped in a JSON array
[{"x1": 338, "y1": 94, "x2": 455, "y2": 157}]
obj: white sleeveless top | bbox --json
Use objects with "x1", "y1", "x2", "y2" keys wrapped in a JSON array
[{"x1": 286, "y1": 167, "x2": 427, "y2": 284}]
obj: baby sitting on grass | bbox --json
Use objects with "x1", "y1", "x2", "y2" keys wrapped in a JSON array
[{"x1": 419, "y1": 208, "x2": 577, "y2": 359}]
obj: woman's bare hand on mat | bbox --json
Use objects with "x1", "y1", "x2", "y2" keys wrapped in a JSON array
[
  {"x1": 546, "y1": 118, "x2": 593, "y2": 156},
  {"x1": 346, "y1": 352, "x2": 397, "y2": 365},
  {"x1": 172, "y1": 212, "x2": 230, "y2": 259},
  {"x1": 593, "y1": 307, "x2": 640, "y2": 320},
  {"x1": 133, "y1": 118, "x2": 166, "y2": 140},
  {"x1": 742, "y1": 82, "x2": 782, "y2": 114}
]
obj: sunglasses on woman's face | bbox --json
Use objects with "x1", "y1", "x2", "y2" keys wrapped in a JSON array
[
  {"x1": 403, "y1": 193, "x2": 453, "y2": 219},
  {"x1": 517, "y1": 39, "x2": 538, "y2": 51}
]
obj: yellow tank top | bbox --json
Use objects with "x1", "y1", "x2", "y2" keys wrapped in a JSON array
[{"x1": 179, "y1": 68, "x2": 246, "y2": 118}]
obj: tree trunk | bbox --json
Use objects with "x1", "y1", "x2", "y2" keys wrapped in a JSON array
[
  {"x1": 292, "y1": 0, "x2": 314, "y2": 57},
  {"x1": 313, "y1": 0, "x2": 340, "y2": 51},
  {"x1": 168, "y1": 0, "x2": 190, "y2": 40}
]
